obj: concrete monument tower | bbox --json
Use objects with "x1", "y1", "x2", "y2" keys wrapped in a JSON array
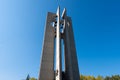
[{"x1": 38, "y1": 7, "x2": 80, "y2": 80}]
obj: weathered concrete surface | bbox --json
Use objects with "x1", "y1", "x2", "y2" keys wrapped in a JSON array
[
  {"x1": 38, "y1": 12, "x2": 56, "y2": 80},
  {"x1": 64, "y1": 16, "x2": 80, "y2": 80}
]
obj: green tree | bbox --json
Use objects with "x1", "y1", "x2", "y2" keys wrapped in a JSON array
[
  {"x1": 30, "y1": 77, "x2": 37, "y2": 80},
  {"x1": 80, "y1": 75, "x2": 85, "y2": 80},
  {"x1": 96, "y1": 75, "x2": 104, "y2": 80},
  {"x1": 111, "y1": 75, "x2": 120, "y2": 80},
  {"x1": 26, "y1": 74, "x2": 30, "y2": 80},
  {"x1": 104, "y1": 76, "x2": 111, "y2": 80},
  {"x1": 80, "y1": 75, "x2": 96, "y2": 80}
]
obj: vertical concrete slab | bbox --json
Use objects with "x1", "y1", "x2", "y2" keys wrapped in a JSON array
[
  {"x1": 38, "y1": 12, "x2": 56, "y2": 80},
  {"x1": 64, "y1": 17, "x2": 80, "y2": 80}
]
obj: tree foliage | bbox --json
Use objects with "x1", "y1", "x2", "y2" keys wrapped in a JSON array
[
  {"x1": 26, "y1": 74, "x2": 30, "y2": 80},
  {"x1": 25, "y1": 74, "x2": 37, "y2": 80},
  {"x1": 30, "y1": 77, "x2": 37, "y2": 80},
  {"x1": 80, "y1": 75, "x2": 120, "y2": 80},
  {"x1": 25, "y1": 74, "x2": 120, "y2": 80},
  {"x1": 104, "y1": 75, "x2": 120, "y2": 80}
]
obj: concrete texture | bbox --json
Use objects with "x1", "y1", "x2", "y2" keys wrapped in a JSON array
[
  {"x1": 64, "y1": 16, "x2": 80, "y2": 80},
  {"x1": 38, "y1": 12, "x2": 56, "y2": 80}
]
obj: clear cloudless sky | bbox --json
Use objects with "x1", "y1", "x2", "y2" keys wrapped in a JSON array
[{"x1": 0, "y1": 0, "x2": 120, "y2": 80}]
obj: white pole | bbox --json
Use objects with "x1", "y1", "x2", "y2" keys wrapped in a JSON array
[{"x1": 56, "y1": 6, "x2": 62, "y2": 80}]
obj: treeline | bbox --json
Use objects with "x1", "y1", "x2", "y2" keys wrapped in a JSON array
[
  {"x1": 80, "y1": 75, "x2": 120, "y2": 80},
  {"x1": 25, "y1": 74, "x2": 120, "y2": 80},
  {"x1": 26, "y1": 75, "x2": 37, "y2": 80}
]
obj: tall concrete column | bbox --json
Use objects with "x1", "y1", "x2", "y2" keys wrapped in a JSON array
[
  {"x1": 38, "y1": 12, "x2": 56, "y2": 80},
  {"x1": 64, "y1": 17, "x2": 80, "y2": 80}
]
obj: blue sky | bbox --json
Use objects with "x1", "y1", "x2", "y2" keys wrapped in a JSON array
[{"x1": 0, "y1": 0, "x2": 120, "y2": 80}]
